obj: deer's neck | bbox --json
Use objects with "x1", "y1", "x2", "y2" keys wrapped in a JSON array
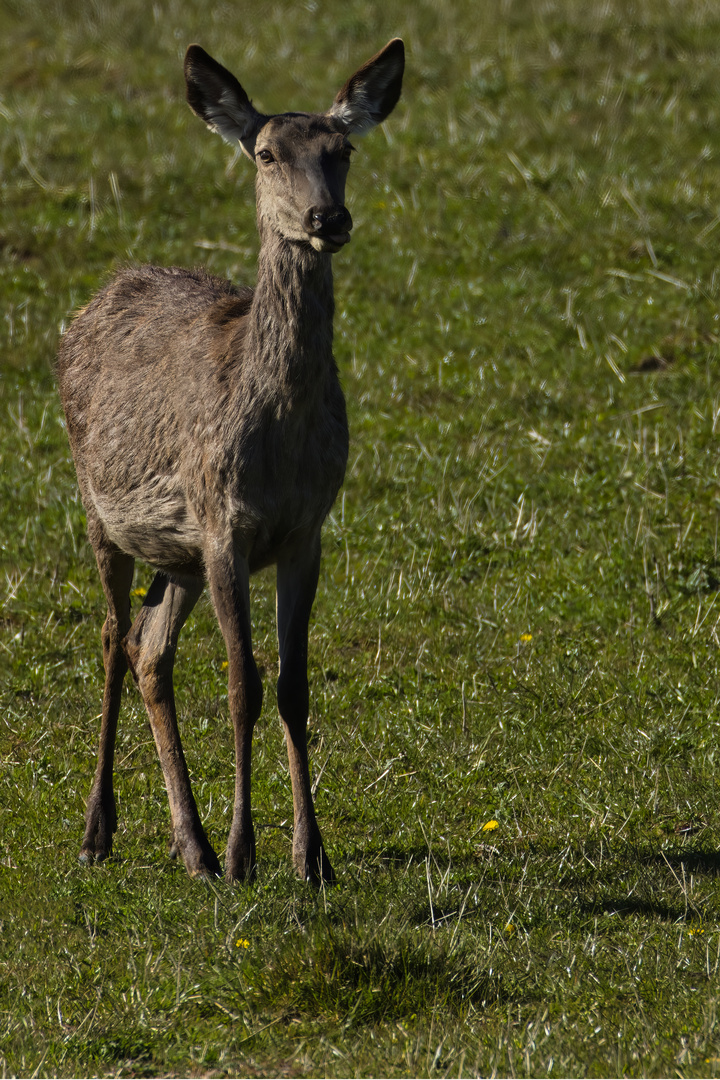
[{"x1": 245, "y1": 225, "x2": 335, "y2": 399}]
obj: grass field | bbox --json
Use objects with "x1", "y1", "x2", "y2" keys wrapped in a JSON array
[{"x1": 3, "y1": 0, "x2": 720, "y2": 1075}]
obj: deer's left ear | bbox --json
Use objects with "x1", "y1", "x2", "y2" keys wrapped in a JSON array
[{"x1": 327, "y1": 38, "x2": 405, "y2": 134}]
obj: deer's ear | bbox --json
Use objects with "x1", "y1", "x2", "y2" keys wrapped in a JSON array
[
  {"x1": 327, "y1": 38, "x2": 405, "y2": 134},
  {"x1": 184, "y1": 45, "x2": 266, "y2": 159}
]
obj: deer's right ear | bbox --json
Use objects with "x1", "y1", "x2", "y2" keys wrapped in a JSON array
[{"x1": 184, "y1": 45, "x2": 265, "y2": 160}]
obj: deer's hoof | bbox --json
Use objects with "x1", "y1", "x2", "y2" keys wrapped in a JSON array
[
  {"x1": 78, "y1": 846, "x2": 110, "y2": 866},
  {"x1": 190, "y1": 864, "x2": 222, "y2": 881},
  {"x1": 224, "y1": 822, "x2": 257, "y2": 882},
  {"x1": 224, "y1": 849, "x2": 257, "y2": 883},
  {"x1": 78, "y1": 826, "x2": 113, "y2": 865},
  {"x1": 297, "y1": 844, "x2": 336, "y2": 887},
  {"x1": 184, "y1": 845, "x2": 222, "y2": 880}
]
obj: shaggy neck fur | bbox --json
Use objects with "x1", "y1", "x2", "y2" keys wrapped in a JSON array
[{"x1": 243, "y1": 219, "x2": 336, "y2": 412}]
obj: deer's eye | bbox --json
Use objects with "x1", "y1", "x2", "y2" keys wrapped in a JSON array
[
  {"x1": 341, "y1": 144, "x2": 355, "y2": 162},
  {"x1": 257, "y1": 149, "x2": 275, "y2": 165}
]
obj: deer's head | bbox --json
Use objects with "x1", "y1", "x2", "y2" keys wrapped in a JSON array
[{"x1": 184, "y1": 39, "x2": 404, "y2": 253}]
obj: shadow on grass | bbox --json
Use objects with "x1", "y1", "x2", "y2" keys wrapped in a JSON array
[
  {"x1": 576, "y1": 897, "x2": 687, "y2": 922},
  {"x1": 355, "y1": 844, "x2": 503, "y2": 870},
  {"x1": 238, "y1": 920, "x2": 531, "y2": 1020},
  {"x1": 642, "y1": 847, "x2": 720, "y2": 876},
  {"x1": 354, "y1": 839, "x2": 720, "y2": 934}
]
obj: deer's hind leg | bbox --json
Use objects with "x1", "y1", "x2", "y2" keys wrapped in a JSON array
[
  {"x1": 122, "y1": 571, "x2": 220, "y2": 878},
  {"x1": 80, "y1": 527, "x2": 134, "y2": 865}
]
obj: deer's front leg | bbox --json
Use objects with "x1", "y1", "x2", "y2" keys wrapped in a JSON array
[
  {"x1": 277, "y1": 538, "x2": 335, "y2": 885},
  {"x1": 206, "y1": 545, "x2": 263, "y2": 881}
]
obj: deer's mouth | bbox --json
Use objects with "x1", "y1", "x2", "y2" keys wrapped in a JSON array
[{"x1": 310, "y1": 232, "x2": 351, "y2": 253}]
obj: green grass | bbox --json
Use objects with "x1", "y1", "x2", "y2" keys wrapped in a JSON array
[{"x1": 3, "y1": 0, "x2": 720, "y2": 1074}]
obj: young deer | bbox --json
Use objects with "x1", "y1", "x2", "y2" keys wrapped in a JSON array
[{"x1": 57, "y1": 39, "x2": 404, "y2": 884}]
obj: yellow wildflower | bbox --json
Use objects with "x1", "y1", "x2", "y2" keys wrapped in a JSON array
[
  {"x1": 482, "y1": 820, "x2": 499, "y2": 832},
  {"x1": 235, "y1": 938, "x2": 249, "y2": 949},
  {"x1": 520, "y1": 633, "x2": 532, "y2": 643}
]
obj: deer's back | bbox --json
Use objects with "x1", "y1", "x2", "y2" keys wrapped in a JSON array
[{"x1": 57, "y1": 265, "x2": 348, "y2": 575}]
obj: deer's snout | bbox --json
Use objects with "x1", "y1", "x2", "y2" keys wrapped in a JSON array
[{"x1": 303, "y1": 206, "x2": 353, "y2": 252}]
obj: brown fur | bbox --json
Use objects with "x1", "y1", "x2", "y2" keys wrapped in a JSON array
[{"x1": 56, "y1": 39, "x2": 404, "y2": 883}]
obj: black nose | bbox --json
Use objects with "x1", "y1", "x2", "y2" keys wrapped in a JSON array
[{"x1": 303, "y1": 205, "x2": 353, "y2": 238}]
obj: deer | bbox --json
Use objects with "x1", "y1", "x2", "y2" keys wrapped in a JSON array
[{"x1": 56, "y1": 38, "x2": 404, "y2": 885}]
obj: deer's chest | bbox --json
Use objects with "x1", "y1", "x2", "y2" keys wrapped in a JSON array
[{"x1": 223, "y1": 385, "x2": 349, "y2": 563}]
